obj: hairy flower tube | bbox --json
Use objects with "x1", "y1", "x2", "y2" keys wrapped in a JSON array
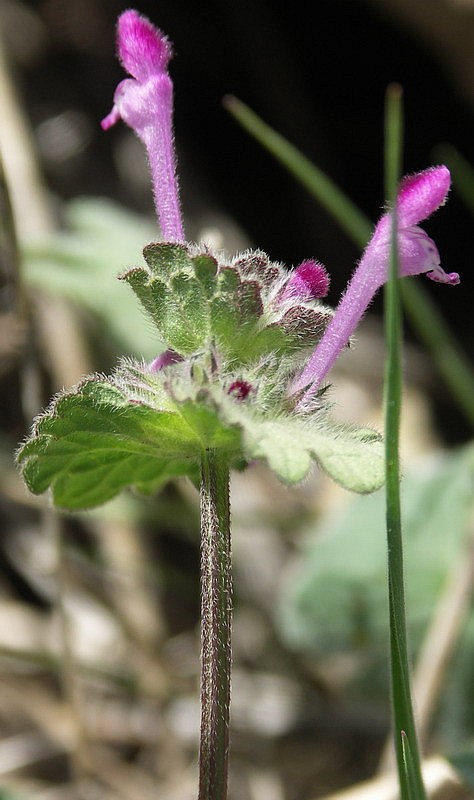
[
  {"x1": 101, "y1": 9, "x2": 184, "y2": 242},
  {"x1": 290, "y1": 166, "x2": 460, "y2": 407}
]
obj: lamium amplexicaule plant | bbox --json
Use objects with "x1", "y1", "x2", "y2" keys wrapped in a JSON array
[{"x1": 17, "y1": 10, "x2": 460, "y2": 800}]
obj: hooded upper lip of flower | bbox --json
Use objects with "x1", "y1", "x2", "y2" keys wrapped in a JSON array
[
  {"x1": 289, "y1": 165, "x2": 460, "y2": 408},
  {"x1": 101, "y1": 10, "x2": 184, "y2": 243}
]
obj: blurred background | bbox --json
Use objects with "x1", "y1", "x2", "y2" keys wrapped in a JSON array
[{"x1": 0, "y1": 0, "x2": 473, "y2": 798}]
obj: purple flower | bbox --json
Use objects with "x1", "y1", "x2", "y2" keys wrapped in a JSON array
[
  {"x1": 150, "y1": 350, "x2": 183, "y2": 371},
  {"x1": 278, "y1": 259, "x2": 330, "y2": 302},
  {"x1": 290, "y1": 166, "x2": 459, "y2": 406},
  {"x1": 101, "y1": 10, "x2": 184, "y2": 242}
]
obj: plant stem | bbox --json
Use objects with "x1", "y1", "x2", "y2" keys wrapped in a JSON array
[
  {"x1": 199, "y1": 450, "x2": 232, "y2": 800},
  {"x1": 384, "y1": 85, "x2": 426, "y2": 800}
]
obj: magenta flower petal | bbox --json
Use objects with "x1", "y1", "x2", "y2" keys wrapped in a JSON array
[
  {"x1": 150, "y1": 350, "x2": 183, "y2": 371},
  {"x1": 397, "y1": 165, "x2": 451, "y2": 227},
  {"x1": 117, "y1": 10, "x2": 172, "y2": 81},
  {"x1": 280, "y1": 259, "x2": 330, "y2": 302}
]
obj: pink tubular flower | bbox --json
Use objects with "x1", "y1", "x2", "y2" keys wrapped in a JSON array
[
  {"x1": 290, "y1": 166, "x2": 459, "y2": 406},
  {"x1": 101, "y1": 10, "x2": 184, "y2": 242}
]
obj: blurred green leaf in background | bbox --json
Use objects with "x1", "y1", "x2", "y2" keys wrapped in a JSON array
[
  {"x1": 22, "y1": 198, "x2": 164, "y2": 360},
  {"x1": 279, "y1": 444, "x2": 474, "y2": 742}
]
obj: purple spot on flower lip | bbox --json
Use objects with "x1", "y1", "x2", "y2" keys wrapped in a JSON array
[{"x1": 227, "y1": 380, "x2": 254, "y2": 401}]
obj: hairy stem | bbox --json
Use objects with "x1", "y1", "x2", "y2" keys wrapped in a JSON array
[{"x1": 199, "y1": 450, "x2": 232, "y2": 800}]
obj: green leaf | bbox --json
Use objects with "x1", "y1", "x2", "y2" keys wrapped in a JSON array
[
  {"x1": 209, "y1": 295, "x2": 240, "y2": 351},
  {"x1": 193, "y1": 253, "x2": 218, "y2": 297},
  {"x1": 244, "y1": 420, "x2": 312, "y2": 483},
  {"x1": 117, "y1": 240, "x2": 322, "y2": 366},
  {"x1": 17, "y1": 375, "x2": 246, "y2": 510},
  {"x1": 264, "y1": 421, "x2": 384, "y2": 492},
  {"x1": 122, "y1": 244, "x2": 286, "y2": 361},
  {"x1": 217, "y1": 266, "x2": 240, "y2": 293},
  {"x1": 120, "y1": 266, "x2": 209, "y2": 355},
  {"x1": 16, "y1": 384, "x2": 199, "y2": 509},
  {"x1": 177, "y1": 400, "x2": 241, "y2": 452},
  {"x1": 148, "y1": 280, "x2": 171, "y2": 330},
  {"x1": 169, "y1": 272, "x2": 209, "y2": 348},
  {"x1": 242, "y1": 325, "x2": 289, "y2": 363},
  {"x1": 143, "y1": 242, "x2": 194, "y2": 278},
  {"x1": 218, "y1": 398, "x2": 384, "y2": 492},
  {"x1": 119, "y1": 268, "x2": 169, "y2": 335}
]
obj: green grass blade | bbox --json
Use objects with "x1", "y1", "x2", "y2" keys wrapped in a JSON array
[
  {"x1": 401, "y1": 730, "x2": 422, "y2": 800},
  {"x1": 384, "y1": 84, "x2": 427, "y2": 800},
  {"x1": 223, "y1": 95, "x2": 371, "y2": 247},
  {"x1": 225, "y1": 95, "x2": 474, "y2": 430}
]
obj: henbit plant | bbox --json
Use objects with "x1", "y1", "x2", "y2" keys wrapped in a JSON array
[{"x1": 16, "y1": 10, "x2": 460, "y2": 800}]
